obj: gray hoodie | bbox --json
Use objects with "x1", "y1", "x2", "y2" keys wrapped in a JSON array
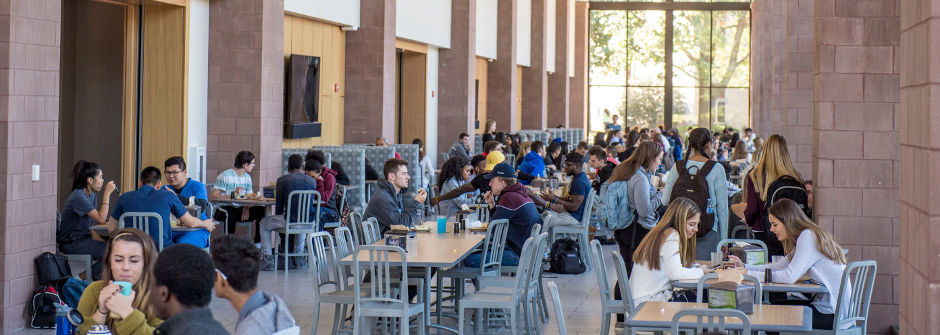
[
  {"x1": 234, "y1": 292, "x2": 296, "y2": 335},
  {"x1": 449, "y1": 142, "x2": 471, "y2": 161},
  {"x1": 362, "y1": 178, "x2": 422, "y2": 234}
]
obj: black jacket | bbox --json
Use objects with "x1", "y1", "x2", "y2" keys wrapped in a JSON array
[{"x1": 154, "y1": 307, "x2": 229, "y2": 335}]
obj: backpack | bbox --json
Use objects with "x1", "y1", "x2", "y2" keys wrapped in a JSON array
[
  {"x1": 549, "y1": 238, "x2": 586, "y2": 274},
  {"x1": 28, "y1": 285, "x2": 65, "y2": 329},
  {"x1": 760, "y1": 176, "x2": 810, "y2": 231},
  {"x1": 669, "y1": 159, "x2": 717, "y2": 238},
  {"x1": 600, "y1": 180, "x2": 635, "y2": 232},
  {"x1": 34, "y1": 252, "x2": 71, "y2": 286}
]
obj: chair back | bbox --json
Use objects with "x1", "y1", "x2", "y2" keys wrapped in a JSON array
[
  {"x1": 547, "y1": 281, "x2": 568, "y2": 335},
  {"x1": 352, "y1": 246, "x2": 409, "y2": 312},
  {"x1": 590, "y1": 240, "x2": 614, "y2": 302},
  {"x1": 349, "y1": 211, "x2": 364, "y2": 245},
  {"x1": 610, "y1": 251, "x2": 636, "y2": 313},
  {"x1": 469, "y1": 203, "x2": 490, "y2": 223},
  {"x1": 730, "y1": 225, "x2": 754, "y2": 239},
  {"x1": 361, "y1": 217, "x2": 381, "y2": 244},
  {"x1": 530, "y1": 223, "x2": 542, "y2": 236},
  {"x1": 334, "y1": 227, "x2": 356, "y2": 260},
  {"x1": 509, "y1": 235, "x2": 539, "y2": 301},
  {"x1": 696, "y1": 273, "x2": 763, "y2": 305},
  {"x1": 831, "y1": 260, "x2": 877, "y2": 333},
  {"x1": 526, "y1": 232, "x2": 550, "y2": 291},
  {"x1": 118, "y1": 212, "x2": 165, "y2": 250},
  {"x1": 440, "y1": 152, "x2": 450, "y2": 166},
  {"x1": 579, "y1": 192, "x2": 596, "y2": 227},
  {"x1": 307, "y1": 232, "x2": 343, "y2": 291},
  {"x1": 478, "y1": 219, "x2": 511, "y2": 277},
  {"x1": 505, "y1": 153, "x2": 517, "y2": 169},
  {"x1": 715, "y1": 238, "x2": 769, "y2": 264},
  {"x1": 670, "y1": 308, "x2": 750, "y2": 335},
  {"x1": 285, "y1": 190, "x2": 322, "y2": 227}
]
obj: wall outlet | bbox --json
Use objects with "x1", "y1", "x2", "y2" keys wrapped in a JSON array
[{"x1": 31, "y1": 165, "x2": 40, "y2": 181}]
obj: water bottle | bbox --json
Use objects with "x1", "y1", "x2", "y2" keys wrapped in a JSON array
[
  {"x1": 56, "y1": 306, "x2": 83, "y2": 335},
  {"x1": 88, "y1": 324, "x2": 112, "y2": 335}
]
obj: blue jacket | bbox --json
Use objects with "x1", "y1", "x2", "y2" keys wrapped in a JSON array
[{"x1": 517, "y1": 151, "x2": 546, "y2": 185}]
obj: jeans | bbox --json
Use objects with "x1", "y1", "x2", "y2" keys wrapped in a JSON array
[
  {"x1": 462, "y1": 248, "x2": 521, "y2": 268},
  {"x1": 258, "y1": 215, "x2": 311, "y2": 255},
  {"x1": 59, "y1": 238, "x2": 106, "y2": 281}
]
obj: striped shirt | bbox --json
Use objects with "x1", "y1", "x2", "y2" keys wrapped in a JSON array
[{"x1": 215, "y1": 169, "x2": 253, "y2": 195}]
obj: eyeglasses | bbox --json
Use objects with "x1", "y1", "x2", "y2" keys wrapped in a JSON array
[
  {"x1": 165, "y1": 170, "x2": 184, "y2": 176},
  {"x1": 215, "y1": 269, "x2": 228, "y2": 281}
]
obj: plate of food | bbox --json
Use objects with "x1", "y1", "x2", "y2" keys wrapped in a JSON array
[{"x1": 412, "y1": 224, "x2": 432, "y2": 232}]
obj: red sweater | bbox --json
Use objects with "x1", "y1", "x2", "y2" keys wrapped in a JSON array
[{"x1": 317, "y1": 168, "x2": 337, "y2": 202}]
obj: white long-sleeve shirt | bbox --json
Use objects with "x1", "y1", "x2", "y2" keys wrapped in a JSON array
[
  {"x1": 745, "y1": 229, "x2": 849, "y2": 319},
  {"x1": 630, "y1": 231, "x2": 704, "y2": 302}
]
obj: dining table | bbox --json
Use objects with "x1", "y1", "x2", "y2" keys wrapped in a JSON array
[
  {"x1": 90, "y1": 224, "x2": 210, "y2": 237},
  {"x1": 626, "y1": 301, "x2": 812, "y2": 333},
  {"x1": 339, "y1": 228, "x2": 486, "y2": 333},
  {"x1": 671, "y1": 277, "x2": 828, "y2": 294},
  {"x1": 211, "y1": 198, "x2": 277, "y2": 216}
]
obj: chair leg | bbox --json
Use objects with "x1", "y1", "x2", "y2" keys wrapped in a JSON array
[
  {"x1": 400, "y1": 315, "x2": 409, "y2": 335},
  {"x1": 311, "y1": 302, "x2": 320, "y2": 335},
  {"x1": 509, "y1": 308, "x2": 518, "y2": 335},
  {"x1": 331, "y1": 304, "x2": 344, "y2": 334},
  {"x1": 600, "y1": 312, "x2": 611, "y2": 335},
  {"x1": 458, "y1": 306, "x2": 465, "y2": 335},
  {"x1": 537, "y1": 277, "x2": 549, "y2": 322},
  {"x1": 474, "y1": 308, "x2": 483, "y2": 334}
]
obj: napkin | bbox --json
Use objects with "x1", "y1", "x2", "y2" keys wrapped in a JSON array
[
  {"x1": 466, "y1": 220, "x2": 483, "y2": 228},
  {"x1": 716, "y1": 268, "x2": 744, "y2": 284}
]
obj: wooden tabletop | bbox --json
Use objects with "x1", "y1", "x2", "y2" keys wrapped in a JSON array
[
  {"x1": 90, "y1": 225, "x2": 205, "y2": 237},
  {"x1": 626, "y1": 301, "x2": 811, "y2": 332},
  {"x1": 672, "y1": 278, "x2": 828, "y2": 294},
  {"x1": 212, "y1": 198, "x2": 276, "y2": 206},
  {"x1": 339, "y1": 231, "x2": 485, "y2": 268}
]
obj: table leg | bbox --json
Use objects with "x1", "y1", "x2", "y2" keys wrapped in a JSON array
[{"x1": 425, "y1": 267, "x2": 432, "y2": 329}]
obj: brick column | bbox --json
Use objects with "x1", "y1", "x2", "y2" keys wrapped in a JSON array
[
  {"x1": 0, "y1": 0, "x2": 61, "y2": 331},
  {"x1": 785, "y1": 0, "x2": 815, "y2": 176},
  {"x1": 486, "y1": 0, "x2": 519, "y2": 132},
  {"x1": 521, "y1": 0, "x2": 548, "y2": 130},
  {"x1": 547, "y1": 0, "x2": 570, "y2": 128},
  {"x1": 438, "y1": 0, "x2": 476, "y2": 155},
  {"x1": 208, "y1": 0, "x2": 284, "y2": 186},
  {"x1": 813, "y1": 0, "x2": 900, "y2": 333},
  {"x1": 568, "y1": 1, "x2": 588, "y2": 134},
  {"x1": 899, "y1": 0, "x2": 940, "y2": 334},
  {"x1": 345, "y1": 0, "x2": 397, "y2": 143}
]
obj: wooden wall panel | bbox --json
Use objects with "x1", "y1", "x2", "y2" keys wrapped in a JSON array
[
  {"x1": 122, "y1": 5, "x2": 138, "y2": 192},
  {"x1": 475, "y1": 57, "x2": 488, "y2": 134},
  {"x1": 399, "y1": 52, "x2": 427, "y2": 144},
  {"x1": 140, "y1": 4, "x2": 187, "y2": 174},
  {"x1": 283, "y1": 15, "x2": 347, "y2": 148}
]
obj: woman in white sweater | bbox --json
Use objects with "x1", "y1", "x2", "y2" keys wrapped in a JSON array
[
  {"x1": 729, "y1": 199, "x2": 849, "y2": 330},
  {"x1": 630, "y1": 197, "x2": 712, "y2": 303}
]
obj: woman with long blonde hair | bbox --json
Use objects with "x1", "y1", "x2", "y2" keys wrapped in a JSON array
[
  {"x1": 77, "y1": 228, "x2": 162, "y2": 334},
  {"x1": 736, "y1": 134, "x2": 805, "y2": 255},
  {"x1": 629, "y1": 198, "x2": 712, "y2": 304},
  {"x1": 729, "y1": 199, "x2": 848, "y2": 330}
]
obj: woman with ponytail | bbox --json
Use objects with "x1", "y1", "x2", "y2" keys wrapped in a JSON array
[
  {"x1": 660, "y1": 128, "x2": 729, "y2": 242},
  {"x1": 58, "y1": 160, "x2": 117, "y2": 280}
]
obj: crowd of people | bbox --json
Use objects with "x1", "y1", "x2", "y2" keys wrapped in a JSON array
[{"x1": 54, "y1": 115, "x2": 845, "y2": 333}]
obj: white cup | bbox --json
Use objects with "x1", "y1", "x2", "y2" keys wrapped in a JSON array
[{"x1": 710, "y1": 251, "x2": 723, "y2": 267}]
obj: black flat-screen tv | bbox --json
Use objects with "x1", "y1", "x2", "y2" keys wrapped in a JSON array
[{"x1": 285, "y1": 54, "x2": 322, "y2": 139}]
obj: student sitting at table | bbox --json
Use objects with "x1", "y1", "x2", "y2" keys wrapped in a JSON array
[
  {"x1": 211, "y1": 150, "x2": 266, "y2": 240},
  {"x1": 58, "y1": 160, "x2": 116, "y2": 280},
  {"x1": 162, "y1": 156, "x2": 211, "y2": 248},
  {"x1": 629, "y1": 197, "x2": 712, "y2": 304},
  {"x1": 517, "y1": 141, "x2": 547, "y2": 185},
  {"x1": 212, "y1": 235, "x2": 297, "y2": 335},
  {"x1": 429, "y1": 153, "x2": 498, "y2": 207},
  {"x1": 728, "y1": 199, "x2": 848, "y2": 330},
  {"x1": 151, "y1": 244, "x2": 229, "y2": 335},
  {"x1": 363, "y1": 158, "x2": 428, "y2": 234},
  {"x1": 464, "y1": 163, "x2": 540, "y2": 267},
  {"x1": 76, "y1": 228, "x2": 162, "y2": 334},
  {"x1": 258, "y1": 155, "x2": 317, "y2": 270},
  {"x1": 530, "y1": 152, "x2": 591, "y2": 235},
  {"x1": 304, "y1": 159, "x2": 339, "y2": 227},
  {"x1": 436, "y1": 156, "x2": 474, "y2": 218},
  {"x1": 108, "y1": 167, "x2": 216, "y2": 249}
]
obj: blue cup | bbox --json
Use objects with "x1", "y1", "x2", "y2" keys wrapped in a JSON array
[
  {"x1": 436, "y1": 216, "x2": 447, "y2": 234},
  {"x1": 114, "y1": 281, "x2": 132, "y2": 296}
]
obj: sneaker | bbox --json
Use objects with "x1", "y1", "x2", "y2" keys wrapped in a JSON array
[
  {"x1": 290, "y1": 256, "x2": 309, "y2": 270},
  {"x1": 260, "y1": 254, "x2": 276, "y2": 271}
]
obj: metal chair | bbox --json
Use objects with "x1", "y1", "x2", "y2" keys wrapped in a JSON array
[
  {"x1": 782, "y1": 260, "x2": 878, "y2": 335},
  {"x1": 716, "y1": 238, "x2": 770, "y2": 264},
  {"x1": 440, "y1": 152, "x2": 451, "y2": 166},
  {"x1": 308, "y1": 232, "x2": 353, "y2": 335},
  {"x1": 458, "y1": 234, "x2": 539, "y2": 335},
  {"x1": 473, "y1": 232, "x2": 551, "y2": 334},
  {"x1": 590, "y1": 240, "x2": 628, "y2": 335},
  {"x1": 352, "y1": 245, "x2": 427, "y2": 335},
  {"x1": 361, "y1": 217, "x2": 381, "y2": 244},
  {"x1": 696, "y1": 273, "x2": 764, "y2": 305},
  {"x1": 551, "y1": 191, "x2": 596, "y2": 270},
  {"x1": 610, "y1": 251, "x2": 637, "y2": 334},
  {"x1": 670, "y1": 308, "x2": 751, "y2": 335},
  {"x1": 731, "y1": 225, "x2": 754, "y2": 239},
  {"x1": 274, "y1": 190, "x2": 322, "y2": 275},
  {"x1": 349, "y1": 210, "x2": 364, "y2": 246},
  {"x1": 547, "y1": 281, "x2": 567, "y2": 335},
  {"x1": 322, "y1": 185, "x2": 346, "y2": 230},
  {"x1": 118, "y1": 212, "x2": 165, "y2": 250}
]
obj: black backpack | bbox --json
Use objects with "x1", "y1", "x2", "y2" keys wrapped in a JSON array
[
  {"x1": 669, "y1": 159, "x2": 717, "y2": 238},
  {"x1": 549, "y1": 238, "x2": 586, "y2": 274},
  {"x1": 761, "y1": 176, "x2": 810, "y2": 231},
  {"x1": 34, "y1": 252, "x2": 71, "y2": 286},
  {"x1": 28, "y1": 285, "x2": 64, "y2": 328}
]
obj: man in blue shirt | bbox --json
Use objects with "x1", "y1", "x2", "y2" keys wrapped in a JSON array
[
  {"x1": 109, "y1": 167, "x2": 216, "y2": 249},
  {"x1": 163, "y1": 156, "x2": 212, "y2": 247},
  {"x1": 532, "y1": 152, "x2": 592, "y2": 235}
]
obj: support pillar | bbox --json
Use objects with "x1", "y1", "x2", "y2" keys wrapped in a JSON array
[
  {"x1": 547, "y1": 0, "x2": 570, "y2": 128},
  {"x1": 521, "y1": 0, "x2": 548, "y2": 130},
  {"x1": 344, "y1": 0, "x2": 397, "y2": 143},
  {"x1": 486, "y1": 0, "x2": 519, "y2": 132},
  {"x1": 438, "y1": 0, "x2": 477, "y2": 156}
]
